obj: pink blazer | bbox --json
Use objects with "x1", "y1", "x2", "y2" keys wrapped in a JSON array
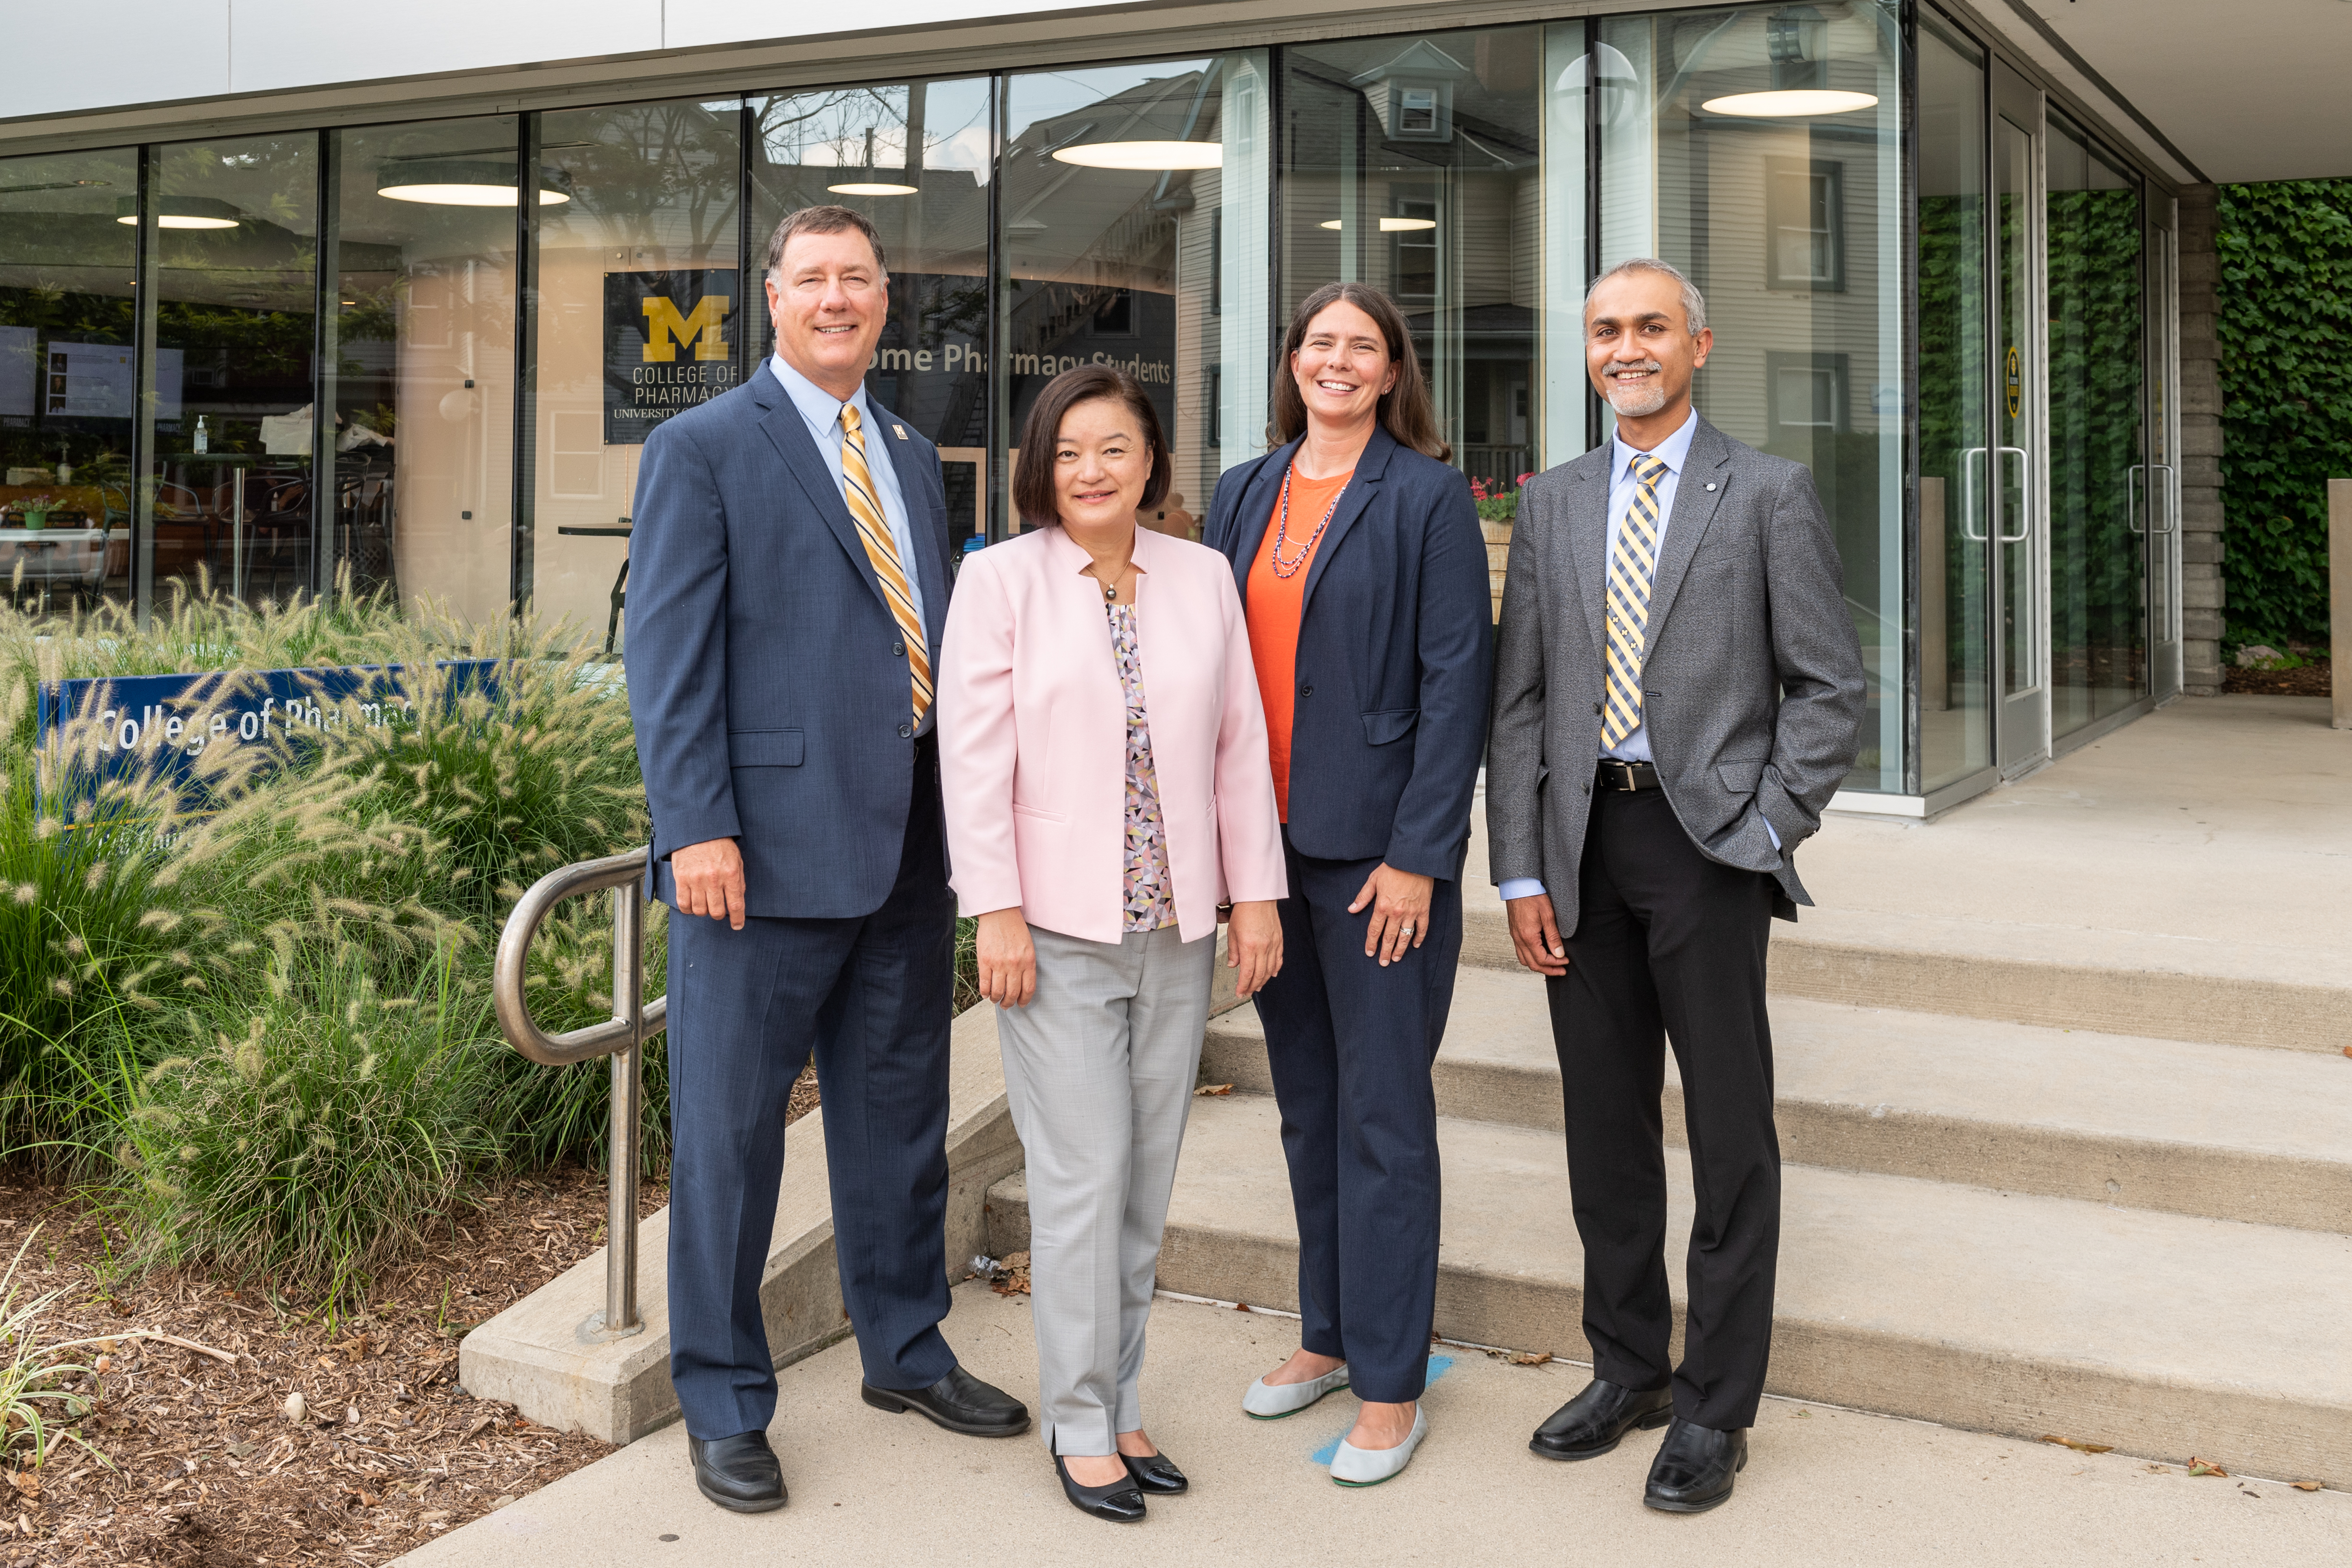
[{"x1": 939, "y1": 523, "x2": 1288, "y2": 945}]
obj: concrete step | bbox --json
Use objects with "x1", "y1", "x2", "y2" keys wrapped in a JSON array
[
  {"x1": 1200, "y1": 967, "x2": 2352, "y2": 1234},
  {"x1": 984, "y1": 1095, "x2": 2352, "y2": 1488},
  {"x1": 1456, "y1": 896, "x2": 2351, "y2": 1057}
]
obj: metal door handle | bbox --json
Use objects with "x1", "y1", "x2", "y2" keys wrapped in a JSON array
[
  {"x1": 2126, "y1": 464, "x2": 2146, "y2": 535},
  {"x1": 2149, "y1": 463, "x2": 2177, "y2": 534},
  {"x1": 1996, "y1": 446, "x2": 2031, "y2": 543},
  {"x1": 1959, "y1": 447, "x2": 1989, "y2": 542}
]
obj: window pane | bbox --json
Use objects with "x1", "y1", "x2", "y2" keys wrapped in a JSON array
[
  {"x1": 1917, "y1": 7, "x2": 1991, "y2": 792},
  {"x1": 0, "y1": 147, "x2": 138, "y2": 616},
  {"x1": 1283, "y1": 31, "x2": 1543, "y2": 496},
  {"x1": 1599, "y1": 2, "x2": 1902, "y2": 792},
  {"x1": 1003, "y1": 52, "x2": 1272, "y2": 538},
  {"x1": 329, "y1": 116, "x2": 520, "y2": 626},
  {"x1": 144, "y1": 135, "x2": 319, "y2": 610},
  {"x1": 2046, "y1": 112, "x2": 2146, "y2": 738},
  {"x1": 533, "y1": 99, "x2": 743, "y2": 646},
  {"x1": 749, "y1": 78, "x2": 993, "y2": 550}
]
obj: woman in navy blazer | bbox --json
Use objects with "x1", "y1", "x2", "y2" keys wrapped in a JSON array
[{"x1": 1203, "y1": 281, "x2": 1492, "y2": 1485}]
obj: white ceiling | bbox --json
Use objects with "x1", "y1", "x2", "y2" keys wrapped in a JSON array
[{"x1": 2009, "y1": 0, "x2": 2352, "y2": 184}]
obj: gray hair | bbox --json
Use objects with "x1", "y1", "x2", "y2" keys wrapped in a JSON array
[{"x1": 1583, "y1": 257, "x2": 1707, "y2": 335}]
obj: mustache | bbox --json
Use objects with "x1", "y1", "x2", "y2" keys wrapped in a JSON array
[{"x1": 1605, "y1": 360, "x2": 1665, "y2": 378}]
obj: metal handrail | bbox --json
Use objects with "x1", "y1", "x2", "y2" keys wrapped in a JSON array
[{"x1": 492, "y1": 846, "x2": 668, "y2": 1340}]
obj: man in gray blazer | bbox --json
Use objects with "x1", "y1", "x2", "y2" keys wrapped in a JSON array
[{"x1": 1486, "y1": 258, "x2": 1864, "y2": 1513}]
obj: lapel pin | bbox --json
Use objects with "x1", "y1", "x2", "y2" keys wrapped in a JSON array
[
  {"x1": 1705, "y1": 482, "x2": 1718, "y2": 491},
  {"x1": 892, "y1": 423, "x2": 907, "y2": 440}
]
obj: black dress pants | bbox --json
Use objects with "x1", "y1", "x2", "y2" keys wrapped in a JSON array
[{"x1": 1545, "y1": 785, "x2": 1779, "y2": 1431}]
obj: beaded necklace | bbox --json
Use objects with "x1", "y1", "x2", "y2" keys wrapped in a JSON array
[{"x1": 1268, "y1": 464, "x2": 1350, "y2": 579}]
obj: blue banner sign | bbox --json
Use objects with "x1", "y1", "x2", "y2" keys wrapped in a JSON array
[{"x1": 36, "y1": 660, "x2": 501, "y2": 821}]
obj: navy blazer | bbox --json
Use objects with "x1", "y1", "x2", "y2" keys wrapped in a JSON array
[
  {"x1": 625, "y1": 370, "x2": 954, "y2": 919},
  {"x1": 1204, "y1": 426, "x2": 1494, "y2": 882}
]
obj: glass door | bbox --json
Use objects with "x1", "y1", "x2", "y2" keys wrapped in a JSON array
[
  {"x1": 1990, "y1": 64, "x2": 2047, "y2": 772},
  {"x1": 2045, "y1": 112, "x2": 2148, "y2": 741}
]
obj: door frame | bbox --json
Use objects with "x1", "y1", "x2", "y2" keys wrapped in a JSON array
[{"x1": 1989, "y1": 58, "x2": 2050, "y2": 778}]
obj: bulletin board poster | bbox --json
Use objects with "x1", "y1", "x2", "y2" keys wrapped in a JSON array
[{"x1": 604, "y1": 269, "x2": 742, "y2": 445}]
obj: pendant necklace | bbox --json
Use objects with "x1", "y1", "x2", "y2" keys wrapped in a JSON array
[{"x1": 1269, "y1": 465, "x2": 1347, "y2": 578}]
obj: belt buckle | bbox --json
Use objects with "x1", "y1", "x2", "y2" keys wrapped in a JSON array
[{"x1": 1601, "y1": 759, "x2": 1636, "y2": 792}]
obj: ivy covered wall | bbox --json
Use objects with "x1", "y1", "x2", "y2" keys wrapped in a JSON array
[{"x1": 2215, "y1": 179, "x2": 2352, "y2": 651}]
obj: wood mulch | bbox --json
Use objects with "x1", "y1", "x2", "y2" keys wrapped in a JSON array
[
  {"x1": 2224, "y1": 662, "x2": 2332, "y2": 697},
  {"x1": 0, "y1": 1062, "x2": 820, "y2": 1568}
]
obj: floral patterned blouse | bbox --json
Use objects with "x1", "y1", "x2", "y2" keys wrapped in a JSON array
[{"x1": 1108, "y1": 602, "x2": 1176, "y2": 932}]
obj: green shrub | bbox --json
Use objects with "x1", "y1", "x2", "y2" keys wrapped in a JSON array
[{"x1": 120, "y1": 940, "x2": 501, "y2": 1304}]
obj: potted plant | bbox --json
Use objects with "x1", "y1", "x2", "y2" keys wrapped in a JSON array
[{"x1": 16, "y1": 492, "x2": 55, "y2": 531}]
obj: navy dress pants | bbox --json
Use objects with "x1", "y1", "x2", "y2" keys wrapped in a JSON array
[
  {"x1": 1546, "y1": 784, "x2": 1781, "y2": 1432},
  {"x1": 664, "y1": 740, "x2": 958, "y2": 1440},
  {"x1": 1251, "y1": 829, "x2": 1462, "y2": 1405}
]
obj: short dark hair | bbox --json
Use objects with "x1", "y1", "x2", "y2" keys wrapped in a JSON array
[
  {"x1": 1013, "y1": 364, "x2": 1172, "y2": 529},
  {"x1": 763, "y1": 205, "x2": 888, "y2": 278},
  {"x1": 1269, "y1": 281, "x2": 1450, "y2": 462}
]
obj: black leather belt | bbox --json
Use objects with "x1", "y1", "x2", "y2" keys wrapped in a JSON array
[{"x1": 1595, "y1": 758, "x2": 1663, "y2": 792}]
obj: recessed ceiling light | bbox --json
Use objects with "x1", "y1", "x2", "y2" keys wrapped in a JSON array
[
  {"x1": 1318, "y1": 217, "x2": 1438, "y2": 232},
  {"x1": 1700, "y1": 89, "x2": 1878, "y2": 117},
  {"x1": 827, "y1": 182, "x2": 919, "y2": 196},
  {"x1": 1051, "y1": 140, "x2": 1222, "y2": 171}
]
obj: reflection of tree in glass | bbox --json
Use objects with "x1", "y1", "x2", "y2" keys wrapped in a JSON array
[{"x1": 546, "y1": 104, "x2": 741, "y2": 262}]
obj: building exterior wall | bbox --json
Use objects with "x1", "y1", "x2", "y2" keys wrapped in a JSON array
[{"x1": 2176, "y1": 182, "x2": 2225, "y2": 696}]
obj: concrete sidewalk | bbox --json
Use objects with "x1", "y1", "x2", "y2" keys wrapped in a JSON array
[{"x1": 400, "y1": 1283, "x2": 2345, "y2": 1568}]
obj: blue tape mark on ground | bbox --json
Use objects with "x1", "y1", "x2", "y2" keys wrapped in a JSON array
[{"x1": 1309, "y1": 1355, "x2": 1454, "y2": 1464}]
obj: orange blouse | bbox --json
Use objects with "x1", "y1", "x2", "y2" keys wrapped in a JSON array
[{"x1": 1246, "y1": 466, "x2": 1354, "y2": 821}]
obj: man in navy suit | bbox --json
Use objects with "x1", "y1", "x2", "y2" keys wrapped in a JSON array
[{"x1": 626, "y1": 206, "x2": 1028, "y2": 1516}]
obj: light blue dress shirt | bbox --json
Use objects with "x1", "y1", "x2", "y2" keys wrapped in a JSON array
[
  {"x1": 1500, "y1": 411, "x2": 1768, "y2": 906},
  {"x1": 771, "y1": 352, "x2": 932, "y2": 734}
]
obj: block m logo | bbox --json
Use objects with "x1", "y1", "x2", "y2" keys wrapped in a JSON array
[{"x1": 642, "y1": 294, "x2": 731, "y2": 362}]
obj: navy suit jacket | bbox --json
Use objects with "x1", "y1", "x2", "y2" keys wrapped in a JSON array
[
  {"x1": 625, "y1": 370, "x2": 954, "y2": 919},
  {"x1": 1204, "y1": 426, "x2": 1494, "y2": 882}
]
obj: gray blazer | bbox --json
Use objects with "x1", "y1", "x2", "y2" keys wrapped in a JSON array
[{"x1": 1484, "y1": 416, "x2": 1866, "y2": 932}]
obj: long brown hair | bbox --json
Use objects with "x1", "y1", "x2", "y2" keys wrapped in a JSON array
[
  {"x1": 1013, "y1": 364, "x2": 1173, "y2": 529},
  {"x1": 1267, "y1": 282, "x2": 1450, "y2": 462}
]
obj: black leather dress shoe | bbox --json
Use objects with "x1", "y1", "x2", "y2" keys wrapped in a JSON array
[
  {"x1": 1056, "y1": 1449, "x2": 1148, "y2": 1522},
  {"x1": 861, "y1": 1365, "x2": 1032, "y2": 1437},
  {"x1": 1643, "y1": 1419, "x2": 1748, "y2": 1513},
  {"x1": 1529, "y1": 1378, "x2": 1675, "y2": 1460},
  {"x1": 688, "y1": 1430, "x2": 786, "y2": 1513},
  {"x1": 1121, "y1": 1450, "x2": 1188, "y2": 1494}
]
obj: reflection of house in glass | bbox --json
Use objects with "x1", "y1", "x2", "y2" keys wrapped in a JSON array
[{"x1": 1283, "y1": 34, "x2": 1541, "y2": 491}]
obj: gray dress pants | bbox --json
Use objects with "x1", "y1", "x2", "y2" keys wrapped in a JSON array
[{"x1": 995, "y1": 921, "x2": 1215, "y2": 1456}]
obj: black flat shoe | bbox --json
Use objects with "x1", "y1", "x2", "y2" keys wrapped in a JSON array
[
  {"x1": 1121, "y1": 1450, "x2": 1188, "y2": 1494},
  {"x1": 688, "y1": 1430, "x2": 787, "y2": 1513},
  {"x1": 1530, "y1": 1378, "x2": 1675, "y2": 1461},
  {"x1": 1056, "y1": 1453, "x2": 1148, "y2": 1522},
  {"x1": 1643, "y1": 1419, "x2": 1748, "y2": 1513},
  {"x1": 862, "y1": 1365, "x2": 1032, "y2": 1437}
]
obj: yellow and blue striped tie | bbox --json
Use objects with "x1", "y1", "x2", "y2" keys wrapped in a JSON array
[
  {"x1": 1601, "y1": 453, "x2": 1670, "y2": 749},
  {"x1": 839, "y1": 402, "x2": 933, "y2": 725}
]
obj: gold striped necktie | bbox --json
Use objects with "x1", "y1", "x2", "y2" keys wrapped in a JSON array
[
  {"x1": 1601, "y1": 452, "x2": 1670, "y2": 750},
  {"x1": 839, "y1": 402, "x2": 933, "y2": 725}
]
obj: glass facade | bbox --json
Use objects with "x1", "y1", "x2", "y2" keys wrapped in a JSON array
[
  {"x1": 1590, "y1": 2, "x2": 1904, "y2": 792},
  {"x1": 0, "y1": 0, "x2": 2187, "y2": 803},
  {"x1": 0, "y1": 148, "x2": 138, "y2": 609},
  {"x1": 328, "y1": 116, "x2": 521, "y2": 623}
]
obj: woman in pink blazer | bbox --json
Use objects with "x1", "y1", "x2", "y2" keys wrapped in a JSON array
[{"x1": 939, "y1": 364, "x2": 1285, "y2": 1524}]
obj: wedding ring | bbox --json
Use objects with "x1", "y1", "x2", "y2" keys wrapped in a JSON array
[{"x1": 1400, "y1": 924, "x2": 1415, "y2": 936}]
